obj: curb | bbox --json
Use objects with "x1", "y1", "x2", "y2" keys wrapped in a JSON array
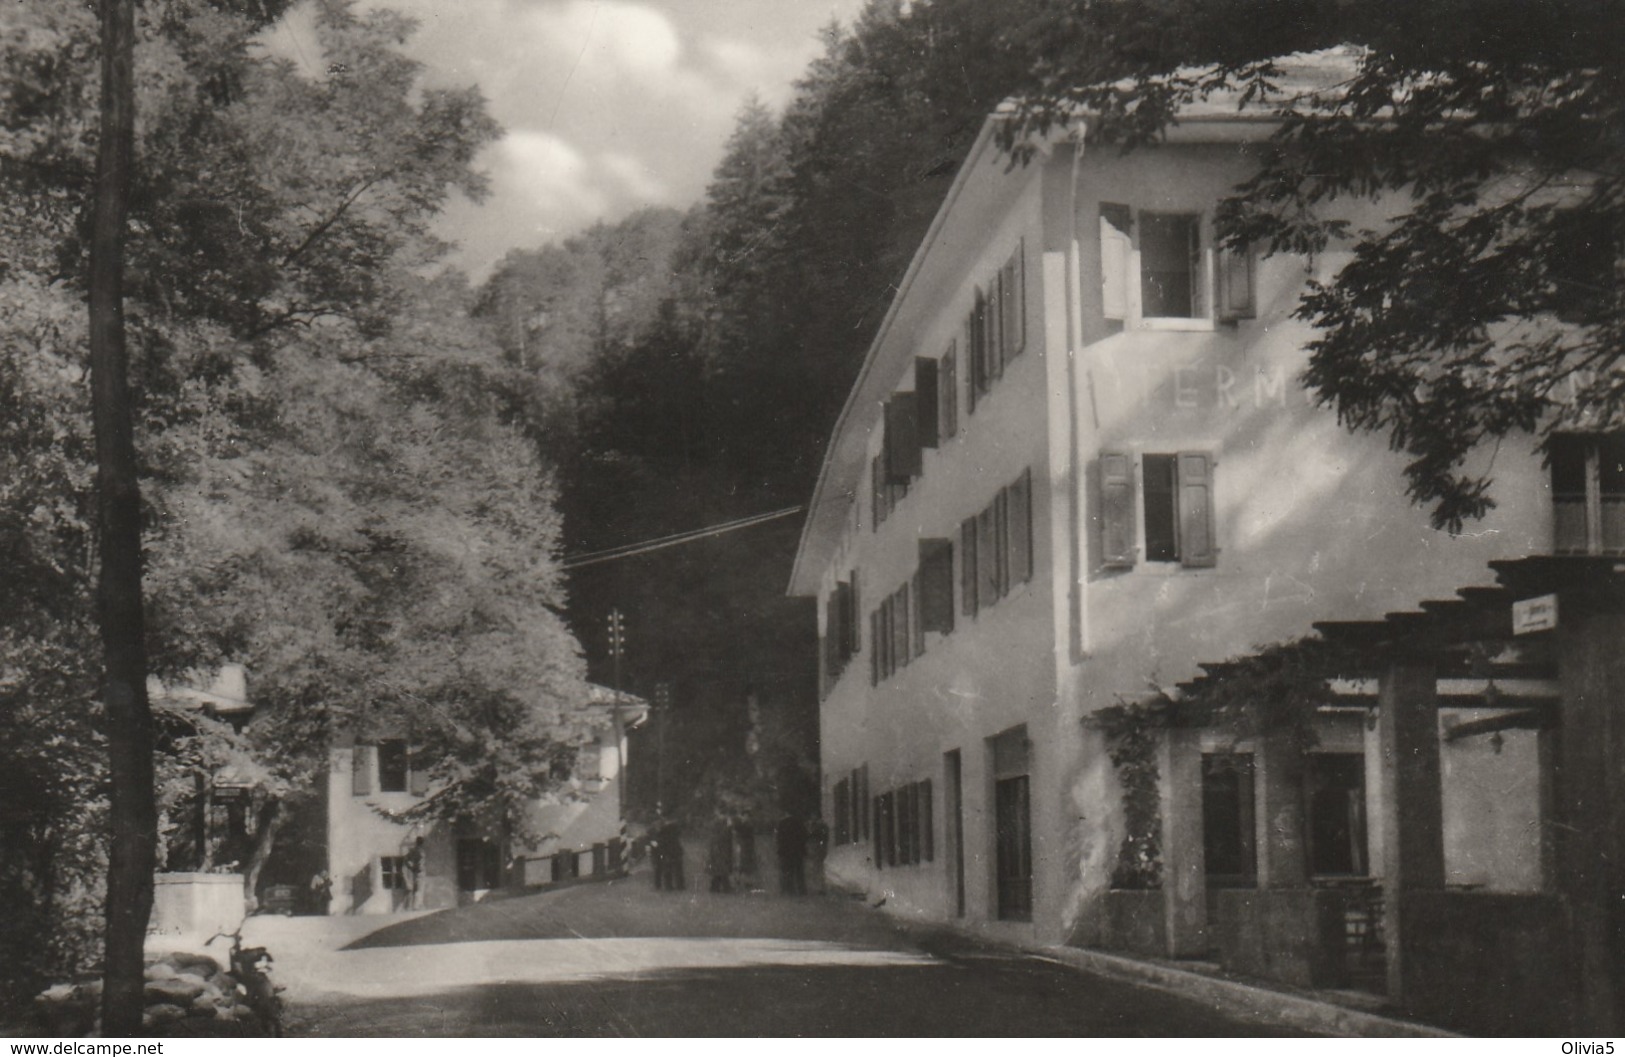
[{"x1": 1035, "y1": 945, "x2": 1457, "y2": 1037}]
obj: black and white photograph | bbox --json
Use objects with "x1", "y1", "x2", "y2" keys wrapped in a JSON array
[{"x1": 2, "y1": 0, "x2": 1622, "y2": 1040}]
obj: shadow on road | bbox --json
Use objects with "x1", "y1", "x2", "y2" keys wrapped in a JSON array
[{"x1": 295, "y1": 958, "x2": 1300, "y2": 1037}]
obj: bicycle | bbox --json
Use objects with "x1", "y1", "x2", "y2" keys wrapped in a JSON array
[{"x1": 206, "y1": 919, "x2": 283, "y2": 1036}]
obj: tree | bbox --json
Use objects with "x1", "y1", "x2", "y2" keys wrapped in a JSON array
[
  {"x1": 86, "y1": 0, "x2": 151, "y2": 1031},
  {"x1": 0, "y1": 0, "x2": 589, "y2": 1009},
  {"x1": 997, "y1": 0, "x2": 1625, "y2": 530}
]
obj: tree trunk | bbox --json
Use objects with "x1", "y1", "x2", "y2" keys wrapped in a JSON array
[
  {"x1": 89, "y1": 0, "x2": 154, "y2": 1036},
  {"x1": 242, "y1": 799, "x2": 284, "y2": 912}
]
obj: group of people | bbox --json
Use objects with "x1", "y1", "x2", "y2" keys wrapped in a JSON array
[
  {"x1": 696, "y1": 810, "x2": 828, "y2": 896},
  {"x1": 647, "y1": 813, "x2": 687, "y2": 890}
]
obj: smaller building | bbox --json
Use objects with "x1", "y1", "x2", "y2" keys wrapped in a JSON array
[{"x1": 325, "y1": 685, "x2": 646, "y2": 914}]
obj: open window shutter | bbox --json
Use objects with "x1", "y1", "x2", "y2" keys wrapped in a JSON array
[
  {"x1": 911, "y1": 571, "x2": 925, "y2": 657},
  {"x1": 858, "y1": 765, "x2": 869, "y2": 839},
  {"x1": 988, "y1": 271, "x2": 1005, "y2": 381},
  {"x1": 918, "y1": 538, "x2": 954, "y2": 634},
  {"x1": 408, "y1": 751, "x2": 430, "y2": 796},
  {"x1": 1217, "y1": 244, "x2": 1256, "y2": 321},
  {"x1": 968, "y1": 290, "x2": 986, "y2": 408},
  {"x1": 869, "y1": 611, "x2": 879, "y2": 686},
  {"x1": 1002, "y1": 243, "x2": 1025, "y2": 360},
  {"x1": 1100, "y1": 205, "x2": 1133, "y2": 320},
  {"x1": 1178, "y1": 452, "x2": 1216, "y2": 567},
  {"x1": 873, "y1": 796, "x2": 883, "y2": 868},
  {"x1": 351, "y1": 744, "x2": 373, "y2": 796},
  {"x1": 892, "y1": 586, "x2": 911, "y2": 668},
  {"x1": 871, "y1": 455, "x2": 885, "y2": 529},
  {"x1": 884, "y1": 393, "x2": 922, "y2": 483},
  {"x1": 847, "y1": 572, "x2": 861, "y2": 656},
  {"x1": 960, "y1": 517, "x2": 978, "y2": 616},
  {"x1": 835, "y1": 580, "x2": 854, "y2": 660},
  {"x1": 915, "y1": 358, "x2": 940, "y2": 449},
  {"x1": 1008, "y1": 468, "x2": 1033, "y2": 586},
  {"x1": 940, "y1": 342, "x2": 958, "y2": 440},
  {"x1": 922, "y1": 779, "x2": 934, "y2": 862},
  {"x1": 977, "y1": 504, "x2": 1000, "y2": 605},
  {"x1": 1100, "y1": 452, "x2": 1137, "y2": 568}
]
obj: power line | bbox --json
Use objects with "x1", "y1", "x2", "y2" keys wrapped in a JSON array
[{"x1": 561, "y1": 505, "x2": 804, "y2": 570}]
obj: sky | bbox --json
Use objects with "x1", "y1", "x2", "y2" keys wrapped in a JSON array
[{"x1": 267, "y1": 0, "x2": 867, "y2": 279}]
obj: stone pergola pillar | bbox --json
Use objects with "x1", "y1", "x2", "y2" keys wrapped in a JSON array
[
  {"x1": 1256, "y1": 727, "x2": 1307, "y2": 888},
  {"x1": 1376, "y1": 659, "x2": 1444, "y2": 1002},
  {"x1": 1159, "y1": 727, "x2": 1206, "y2": 957},
  {"x1": 1557, "y1": 610, "x2": 1625, "y2": 1033}
]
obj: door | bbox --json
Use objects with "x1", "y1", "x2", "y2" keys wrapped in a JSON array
[
  {"x1": 457, "y1": 838, "x2": 502, "y2": 891},
  {"x1": 945, "y1": 750, "x2": 965, "y2": 917},
  {"x1": 994, "y1": 775, "x2": 1032, "y2": 921},
  {"x1": 990, "y1": 726, "x2": 1033, "y2": 921}
]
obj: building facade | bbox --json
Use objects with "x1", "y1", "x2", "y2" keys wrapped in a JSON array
[
  {"x1": 325, "y1": 686, "x2": 643, "y2": 914},
  {"x1": 789, "y1": 58, "x2": 1571, "y2": 961}
]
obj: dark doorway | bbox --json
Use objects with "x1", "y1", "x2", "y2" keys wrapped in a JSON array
[
  {"x1": 1201, "y1": 753, "x2": 1257, "y2": 886},
  {"x1": 991, "y1": 726, "x2": 1032, "y2": 922},
  {"x1": 1307, "y1": 754, "x2": 1368, "y2": 877},
  {"x1": 457, "y1": 838, "x2": 502, "y2": 891}
]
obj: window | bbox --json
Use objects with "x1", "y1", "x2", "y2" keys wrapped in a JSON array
[
  {"x1": 960, "y1": 468, "x2": 1036, "y2": 616},
  {"x1": 377, "y1": 739, "x2": 409, "y2": 793},
  {"x1": 884, "y1": 392, "x2": 922, "y2": 483},
  {"x1": 1097, "y1": 451, "x2": 1215, "y2": 569},
  {"x1": 1551, "y1": 433, "x2": 1625, "y2": 555},
  {"x1": 380, "y1": 855, "x2": 408, "y2": 891},
  {"x1": 1099, "y1": 205, "x2": 1257, "y2": 324},
  {"x1": 1201, "y1": 754, "x2": 1256, "y2": 887},
  {"x1": 967, "y1": 243, "x2": 1026, "y2": 413},
  {"x1": 871, "y1": 579, "x2": 922, "y2": 684},
  {"x1": 872, "y1": 780, "x2": 935, "y2": 868},
  {"x1": 1140, "y1": 212, "x2": 1202, "y2": 318},
  {"x1": 938, "y1": 343, "x2": 959, "y2": 441},
  {"x1": 821, "y1": 574, "x2": 861, "y2": 695},
  {"x1": 918, "y1": 539, "x2": 954, "y2": 634},
  {"x1": 916, "y1": 358, "x2": 941, "y2": 450},
  {"x1": 456, "y1": 838, "x2": 503, "y2": 891}
]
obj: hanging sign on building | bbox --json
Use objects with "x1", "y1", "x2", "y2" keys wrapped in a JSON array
[{"x1": 1512, "y1": 593, "x2": 1559, "y2": 635}]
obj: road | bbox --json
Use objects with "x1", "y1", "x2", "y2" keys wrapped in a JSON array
[{"x1": 249, "y1": 869, "x2": 1300, "y2": 1037}]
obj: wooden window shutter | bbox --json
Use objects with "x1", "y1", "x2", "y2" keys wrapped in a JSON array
[
  {"x1": 977, "y1": 503, "x2": 1000, "y2": 605},
  {"x1": 858, "y1": 765, "x2": 869, "y2": 839},
  {"x1": 960, "y1": 517, "x2": 978, "y2": 616},
  {"x1": 871, "y1": 455, "x2": 886, "y2": 529},
  {"x1": 1008, "y1": 468, "x2": 1033, "y2": 586},
  {"x1": 968, "y1": 290, "x2": 986, "y2": 408},
  {"x1": 939, "y1": 342, "x2": 958, "y2": 440},
  {"x1": 891, "y1": 586, "x2": 910, "y2": 669},
  {"x1": 884, "y1": 393, "x2": 922, "y2": 483},
  {"x1": 918, "y1": 538, "x2": 954, "y2": 634},
  {"x1": 873, "y1": 796, "x2": 884, "y2": 868},
  {"x1": 1100, "y1": 452, "x2": 1137, "y2": 568},
  {"x1": 351, "y1": 743, "x2": 374, "y2": 796},
  {"x1": 847, "y1": 572, "x2": 861, "y2": 656},
  {"x1": 835, "y1": 580, "x2": 854, "y2": 660},
  {"x1": 915, "y1": 358, "x2": 940, "y2": 449},
  {"x1": 408, "y1": 750, "x2": 430, "y2": 796},
  {"x1": 834, "y1": 780, "x2": 849, "y2": 844},
  {"x1": 1002, "y1": 242, "x2": 1025, "y2": 360},
  {"x1": 922, "y1": 779, "x2": 934, "y2": 862},
  {"x1": 869, "y1": 611, "x2": 880, "y2": 686},
  {"x1": 1100, "y1": 205, "x2": 1132, "y2": 320},
  {"x1": 1217, "y1": 243, "x2": 1256, "y2": 321},
  {"x1": 1178, "y1": 452, "x2": 1217, "y2": 567},
  {"x1": 987, "y1": 271, "x2": 1005, "y2": 382},
  {"x1": 877, "y1": 597, "x2": 891, "y2": 678},
  {"x1": 911, "y1": 570, "x2": 926, "y2": 657}
]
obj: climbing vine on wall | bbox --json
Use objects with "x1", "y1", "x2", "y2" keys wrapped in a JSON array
[
  {"x1": 1091, "y1": 698, "x2": 1173, "y2": 890},
  {"x1": 1090, "y1": 636, "x2": 1352, "y2": 890}
]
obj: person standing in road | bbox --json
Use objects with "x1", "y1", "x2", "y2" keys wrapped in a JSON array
[{"x1": 775, "y1": 812, "x2": 807, "y2": 895}]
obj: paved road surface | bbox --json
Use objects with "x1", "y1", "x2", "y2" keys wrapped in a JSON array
[{"x1": 246, "y1": 872, "x2": 1301, "y2": 1037}]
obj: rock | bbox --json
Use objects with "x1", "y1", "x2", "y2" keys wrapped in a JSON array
[
  {"x1": 144, "y1": 962, "x2": 177, "y2": 982},
  {"x1": 143, "y1": 1003, "x2": 188, "y2": 1028},
  {"x1": 164, "y1": 952, "x2": 223, "y2": 979},
  {"x1": 145, "y1": 977, "x2": 206, "y2": 1004}
]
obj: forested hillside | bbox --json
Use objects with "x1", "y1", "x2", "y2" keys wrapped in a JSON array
[{"x1": 478, "y1": 0, "x2": 1029, "y2": 820}]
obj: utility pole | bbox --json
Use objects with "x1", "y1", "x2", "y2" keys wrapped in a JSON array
[
  {"x1": 606, "y1": 609, "x2": 626, "y2": 810},
  {"x1": 653, "y1": 683, "x2": 672, "y2": 811}
]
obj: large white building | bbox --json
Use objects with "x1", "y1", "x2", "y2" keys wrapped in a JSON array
[{"x1": 788, "y1": 52, "x2": 1581, "y2": 977}]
